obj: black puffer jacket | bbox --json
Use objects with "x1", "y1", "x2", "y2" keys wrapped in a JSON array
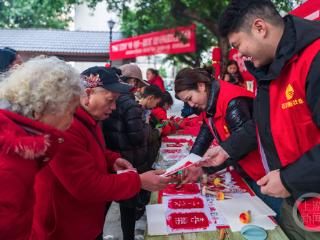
[
  {"x1": 102, "y1": 93, "x2": 150, "y2": 173},
  {"x1": 191, "y1": 81, "x2": 257, "y2": 174}
]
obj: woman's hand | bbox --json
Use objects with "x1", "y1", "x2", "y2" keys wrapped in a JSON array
[{"x1": 197, "y1": 146, "x2": 230, "y2": 167}]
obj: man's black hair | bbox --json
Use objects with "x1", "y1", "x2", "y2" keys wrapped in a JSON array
[
  {"x1": 142, "y1": 84, "x2": 163, "y2": 99},
  {"x1": 159, "y1": 91, "x2": 173, "y2": 108},
  {"x1": 219, "y1": 0, "x2": 283, "y2": 38},
  {"x1": 147, "y1": 68, "x2": 159, "y2": 76}
]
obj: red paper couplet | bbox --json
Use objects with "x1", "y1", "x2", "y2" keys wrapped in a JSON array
[
  {"x1": 166, "y1": 212, "x2": 210, "y2": 230},
  {"x1": 168, "y1": 197, "x2": 205, "y2": 209},
  {"x1": 163, "y1": 183, "x2": 200, "y2": 195}
]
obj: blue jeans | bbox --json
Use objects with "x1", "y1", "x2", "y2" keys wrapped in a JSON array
[{"x1": 246, "y1": 178, "x2": 283, "y2": 222}]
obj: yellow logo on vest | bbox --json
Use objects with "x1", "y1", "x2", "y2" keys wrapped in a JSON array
[
  {"x1": 224, "y1": 125, "x2": 230, "y2": 138},
  {"x1": 285, "y1": 84, "x2": 294, "y2": 100},
  {"x1": 282, "y1": 84, "x2": 304, "y2": 110}
]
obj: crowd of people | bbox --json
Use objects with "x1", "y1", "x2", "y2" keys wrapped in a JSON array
[
  {"x1": 0, "y1": 0, "x2": 319, "y2": 240},
  {"x1": 0, "y1": 50, "x2": 178, "y2": 240}
]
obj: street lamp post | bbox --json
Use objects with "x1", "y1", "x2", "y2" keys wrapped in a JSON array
[{"x1": 107, "y1": 19, "x2": 116, "y2": 66}]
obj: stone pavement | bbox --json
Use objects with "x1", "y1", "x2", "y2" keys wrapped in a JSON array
[{"x1": 103, "y1": 202, "x2": 147, "y2": 240}]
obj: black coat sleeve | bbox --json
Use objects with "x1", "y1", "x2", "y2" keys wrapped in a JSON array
[
  {"x1": 190, "y1": 121, "x2": 214, "y2": 157},
  {"x1": 220, "y1": 97, "x2": 257, "y2": 163},
  {"x1": 280, "y1": 52, "x2": 320, "y2": 200},
  {"x1": 124, "y1": 105, "x2": 145, "y2": 146}
]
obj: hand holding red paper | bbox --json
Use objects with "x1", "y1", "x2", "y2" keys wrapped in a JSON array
[
  {"x1": 182, "y1": 166, "x2": 204, "y2": 184},
  {"x1": 161, "y1": 153, "x2": 202, "y2": 177},
  {"x1": 140, "y1": 169, "x2": 171, "y2": 192},
  {"x1": 197, "y1": 146, "x2": 230, "y2": 167}
]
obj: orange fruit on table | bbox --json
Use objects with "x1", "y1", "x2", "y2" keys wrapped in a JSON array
[
  {"x1": 239, "y1": 211, "x2": 251, "y2": 224},
  {"x1": 216, "y1": 191, "x2": 225, "y2": 200}
]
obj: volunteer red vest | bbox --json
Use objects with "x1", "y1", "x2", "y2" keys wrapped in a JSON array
[
  {"x1": 269, "y1": 38, "x2": 320, "y2": 228},
  {"x1": 204, "y1": 80, "x2": 266, "y2": 181}
]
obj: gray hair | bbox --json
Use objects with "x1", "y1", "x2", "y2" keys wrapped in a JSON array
[{"x1": 0, "y1": 56, "x2": 82, "y2": 118}]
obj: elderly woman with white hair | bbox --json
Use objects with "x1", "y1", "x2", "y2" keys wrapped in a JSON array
[{"x1": 0, "y1": 56, "x2": 82, "y2": 240}]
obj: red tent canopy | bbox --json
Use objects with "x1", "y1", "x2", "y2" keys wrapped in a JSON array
[{"x1": 290, "y1": 0, "x2": 320, "y2": 20}]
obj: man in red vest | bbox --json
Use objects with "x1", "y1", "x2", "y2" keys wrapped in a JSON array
[{"x1": 218, "y1": 0, "x2": 320, "y2": 239}]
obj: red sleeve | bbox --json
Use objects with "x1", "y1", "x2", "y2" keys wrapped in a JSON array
[
  {"x1": 149, "y1": 76, "x2": 165, "y2": 92},
  {"x1": 155, "y1": 77, "x2": 166, "y2": 92},
  {"x1": 148, "y1": 78, "x2": 155, "y2": 85},
  {"x1": 151, "y1": 107, "x2": 167, "y2": 121},
  {"x1": 0, "y1": 171, "x2": 25, "y2": 236},
  {"x1": 105, "y1": 148, "x2": 121, "y2": 172},
  {"x1": 161, "y1": 124, "x2": 173, "y2": 136},
  {"x1": 49, "y1": 127, "x2": 141, "y2": 203},
  {"x1": 158, "y1": 77, "x2": 166, "y2": 92},
  {"x1": 0, "y1": 158, "x2": 36, "y2": 238},
  {"x1": 151, "y1": 108, "x2": 175, "y2": 136}
]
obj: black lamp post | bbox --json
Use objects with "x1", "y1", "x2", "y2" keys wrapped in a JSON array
[{"x1": 107, "y1": 19, "x2": 116, "y2": 66}]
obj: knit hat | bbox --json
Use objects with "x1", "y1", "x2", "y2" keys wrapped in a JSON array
[{"x1": 119, "y1": 64, "x2": 143, "y2": 81}]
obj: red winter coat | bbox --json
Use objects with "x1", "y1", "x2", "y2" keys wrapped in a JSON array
[
  {"x1": 0, "y1": 109, "x2": 64, "y2": 240},
  {"x1": 32, "y1": 107, "x2": 141, "y2": 240},
  {"x1": 148, "y1": 75, "x2": 166, "y2": 92}
]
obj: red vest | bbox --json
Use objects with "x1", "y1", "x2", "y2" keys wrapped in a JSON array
[
  {"x1": 269, "y1": 39, "x2": 320, "y2": 228},
  {"x1": 204, "y1": 80, "x2": 266, "y2": 181}
]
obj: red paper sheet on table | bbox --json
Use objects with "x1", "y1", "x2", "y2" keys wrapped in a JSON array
[
  {"x1": 159, "y1": 183, "x2": 200, "y2": 203},
  {"x1": 166, "y1": 211, "x2": 213, "y2": 232},
  {"x1": 162, "y1": 136, "x2": 193, "y2": 144},
  {"x1": 165, "y1": 196, "x2": 205, "y2": 210},
  {"x1": 160, "y1": 148, "x2": 183, "y2": 154},
  {"x1": 177, "y1": 127, "x2": 201, "y2": 136},
  {"x1": 163, "y1": 195, "x2": 216, "y2": 233},
  {"x1": 164, "y1": 142, "x2": 184, "y2": 147},
  {"x1": 158, "y1": 170, "x2": 254, "y2": 203},
  {"x1": 177, "y1": 116, "x2": 203, "y2": 136}
]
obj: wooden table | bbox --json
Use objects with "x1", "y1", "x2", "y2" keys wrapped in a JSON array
[{"x1": 145, "y1": 191, "x2": 289, "y2": 240}]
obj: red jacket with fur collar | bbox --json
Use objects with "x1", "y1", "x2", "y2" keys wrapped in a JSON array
[
  {"x1": 0, "y1": 109, "x2": 64, "y2": 240},
  {"x1": 32, "y1": 107, "x2": 141, "y2": 240}
]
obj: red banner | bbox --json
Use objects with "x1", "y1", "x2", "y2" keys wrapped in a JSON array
[
  {"x1": 290, "y1": 0, "x2": 320, "y2": 21},
  {"x1": 109, "y1": 25, "x2": 196, "y2": 60}
]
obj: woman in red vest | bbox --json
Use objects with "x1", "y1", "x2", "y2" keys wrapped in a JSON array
[{"x1": 175, "y1": 67, "x2": 282, "y2": 216}]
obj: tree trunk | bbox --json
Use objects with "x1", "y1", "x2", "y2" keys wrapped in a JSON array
[
  {"x1": 194, "y1": 57, "x2": 201, "y2": 67},
  {"x1": 218, "y1": 37, "x2": 229, "y2": 78}
]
